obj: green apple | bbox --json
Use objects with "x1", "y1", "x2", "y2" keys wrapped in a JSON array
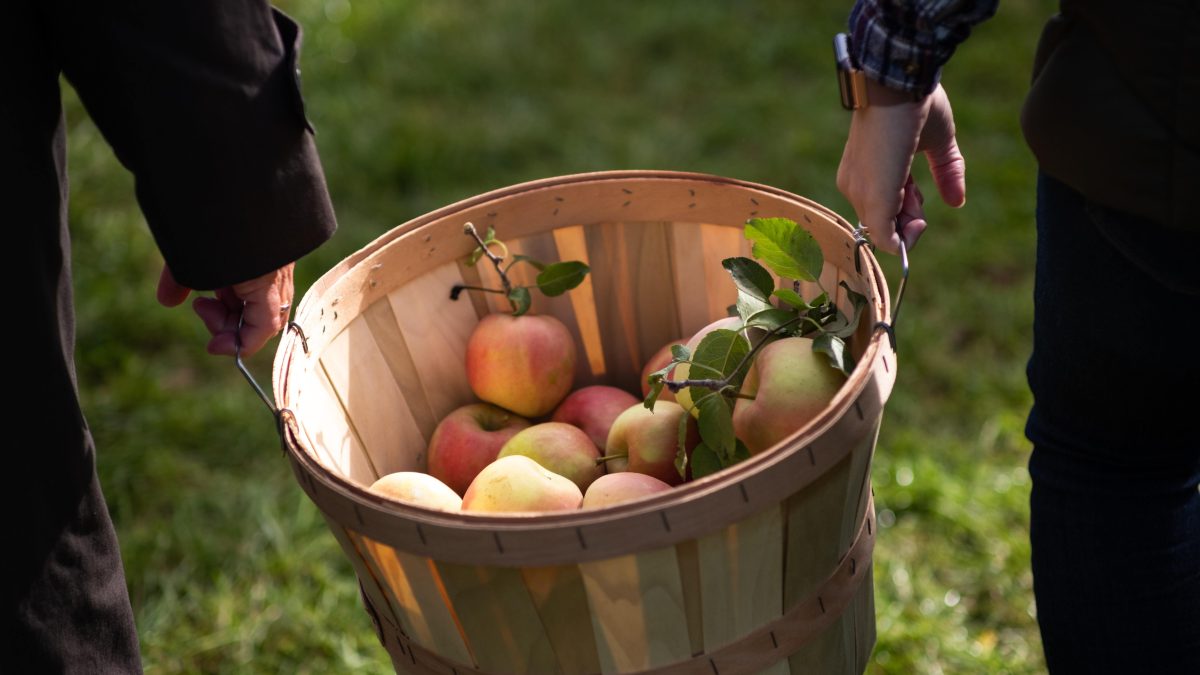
[
  {"x1": 461, "y1": 455, "x2": 583, "y2": 513},
  {"x1": 497, "y1": 422, "x2": 603, "y2": 492},
  {"x1": 732, "y1": 337, "x2": 846, "y2": 454}
]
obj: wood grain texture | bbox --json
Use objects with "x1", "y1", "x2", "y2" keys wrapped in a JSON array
[
  {"x1": 353, "y1": 534, "x2": 475, "y2": 667},
  {"x1": 552, "y1": 225, "x2": 606, "y2": 379},
  {"x1": 852, "y1": 562, "x2": 877, "y2": 674},
  {"x1": 783, "y1": 455, "x2": 853, "y2": 608},
  {"x1": 668, "y1": 223, "x2": 713, "y2": 341},
  {"x1": 580, "y1": 545, "x2": 692, "y2": 673},
  {"x1": 320, "y1": 314, "x2": 422, "y2": 479},
  {"x1": 387, "y1": 262, "x2": 480, "y2": 423},
  {"x1": 295, "y1": 363, "x2": 378, "y2": 485},
  {"x1": 584, "y1": 222, "x2": 682, "y2": 393},
  {"x1": 435, "y1": 562, "x2": 560, "y2": 674},
  {"x1": 326, "y1": 521, "x2": 404, "y2": 647},
  {"x1": 361, "y1": 299, "x2": 439, "y2": 454},
  {"x1": 697, "y1": 505, "x2": 784, "y2": 652},
  {"x1": 674, "y1": 539, "x2": 705, "y2": 658},
  {"x1": 520, "y1": 565, "x2": 603, "y2": 675}
]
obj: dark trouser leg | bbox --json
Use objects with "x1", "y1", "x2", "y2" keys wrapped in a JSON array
[
  {"x1": 7, "y1": 429, "x2": 143, "y2": 674},
  {"x1": 1026, "y1": 173, "x2": 1200, "y2": 674}
]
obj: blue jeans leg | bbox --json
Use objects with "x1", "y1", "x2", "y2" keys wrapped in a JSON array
[{"x1": 1025, "y1": 173, "x2": 1200, "y2": 674}]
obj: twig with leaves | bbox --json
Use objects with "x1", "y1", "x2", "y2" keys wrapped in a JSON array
[
  {"x1": 641, "y1": 217, "x2": 867, "y2": 479},
  {"x1": 450, "y1": 223, "x2": 590, "y2": 316}
]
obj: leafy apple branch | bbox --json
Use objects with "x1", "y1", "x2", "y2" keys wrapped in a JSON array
[
  {"x1": 450, "y1": 222, "x2": 590, "y2": 316},
  {"x1": 641, "y1": 217, "x2": 867, "y2": 479}
]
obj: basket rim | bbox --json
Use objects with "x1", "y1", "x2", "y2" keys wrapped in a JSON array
[{"x1": 273, "y1": 170, "x2": 895, "y2": 566}]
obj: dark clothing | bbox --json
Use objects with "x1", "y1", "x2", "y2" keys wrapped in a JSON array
[
  {"x1": 3, "y1": 1, "x2": 337, "y2": 672},
  {"x1": 1021, "y1": 4, "x2": 1200, "y2": 233},
  {"x1": 1026, "y1": 173, "x2": 1200, "y2": 674},
  {"x1": 847, "y1": 0, "x2": 998, "y2": 95},
  {"x1": 847, "y1": 0, "x2": 1200, "y2": 670}
]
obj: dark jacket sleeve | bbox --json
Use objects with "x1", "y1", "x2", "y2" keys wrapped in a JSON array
[{"x1": 51, "y1": 0, "x2": 337, "y2": 290}]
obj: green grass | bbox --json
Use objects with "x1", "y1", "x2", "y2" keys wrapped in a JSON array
[{"x1": 67, "y1": 0, "x2": 1056, "y2": 672}]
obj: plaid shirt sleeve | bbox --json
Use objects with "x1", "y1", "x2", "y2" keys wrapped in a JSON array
[{"x1": 848, "y1": 0, "x2": 999, "y2": 96}]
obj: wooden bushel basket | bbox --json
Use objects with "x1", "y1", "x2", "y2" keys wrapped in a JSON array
[{"x1": 272, "y1": 171, "x2": 896, "y2": 675}]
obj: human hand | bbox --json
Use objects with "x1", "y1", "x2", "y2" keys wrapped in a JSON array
[
  {"x1": 157, "y1": 263, "x2": 295, "y2": 357},
  {"x1": 836, "y1": 82, "x2": 965, "y2": 254}
]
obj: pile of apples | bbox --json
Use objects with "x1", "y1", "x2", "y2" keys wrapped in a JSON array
[{"x1": 367, "y1": 308, "x2": 845, "y2": 515}]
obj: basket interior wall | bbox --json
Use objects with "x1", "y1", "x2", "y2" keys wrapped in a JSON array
[{"x1": 290, "y1": 220, "x2": 878, "y2": 486}]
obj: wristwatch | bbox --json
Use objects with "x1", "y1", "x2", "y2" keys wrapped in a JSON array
[{"x1": 834, "y1": 33, "x2": 868, "y2": 110}]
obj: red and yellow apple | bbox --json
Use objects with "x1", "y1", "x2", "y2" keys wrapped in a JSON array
[
  {"x1": 368, "y1": 472, "x2": 463, "y2": 511},
  {"x1": 732, "y1": 337, "x2": 846, "y2": 455},
  {"x1": 582, "y1": 472, "x2": 674, "y2": 509},
  {"x1": 461, "y1": 455, "x2": 583, "y2": 513},
  {"x1": 497, "y1": 422, "x2": 603, "y2": 491},
  {"x1": 465, "y1": 313, "x2": 577, "y2": 418},
  {"x1": 605, "y1": 400, "x2": 700, "y2": 486},
  {"x1": 426, "y1": 403, "x2": 531, "y2": 495},
  {"x1": 551, "y1": 385, "x2": 640, "y2": 451}
]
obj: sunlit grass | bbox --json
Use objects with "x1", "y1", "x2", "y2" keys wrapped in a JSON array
[{"x1": 67, "y1": 1, "x2": 1056, "y2": 672}]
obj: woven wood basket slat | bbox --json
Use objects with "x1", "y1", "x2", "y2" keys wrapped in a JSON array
[{"x1": 272, "y1": 171, "x2": 895, "y2": 675}]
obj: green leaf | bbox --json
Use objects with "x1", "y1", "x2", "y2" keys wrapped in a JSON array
[
  {"x1": 733, "y1": 440, "x2": 751, "y2": 464},
  {"x1": 644, "y1": 379, "x2": 665, "y2": 410},
  {"x1": 689, "y1": 442, "x2": 722, "y2": 479},
  {"x1": 505, "y1": 254, "x2": 546, "y2": 272},
  {"x1": 536, "y1": 261, "x2": 590, "y2": 296},
  {"x1": 745, "y1": 307, "x2": 797, "y2": 333},
  {"x1": 721, "y1": 257, "x2": 775, "y2": 302},
  {"x1": 643, "y1": 360, "x2": 681, "y2": 410},
  {"x1": 735, "y1": 290, "x2": 773, "y2": 326},
  {"x1": 744, "y1": 217, "x2": 823, "y2": 282},
  {"x1": 670, "y1": 344, "x2": 691, "y2": 361},
  {"x1": 507, "y1": 286, "x2": 532, "y2": 316},
  {"x1": 675, "y1": 413, "x2": 692, "y2": 478},
  {"x1": 695, "y1": 393, "x2": 736, "y2": 461},
  {"x1": 692, "y1": 329, "x2": 751, "y2": 384},
  {"x1": 813, "y1": 333, "x2": 855, "y2": 375},
  {"x1": 772, "y1": 287, "x2": 812, "y2": 309}
]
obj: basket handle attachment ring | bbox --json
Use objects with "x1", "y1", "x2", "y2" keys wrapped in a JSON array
[{"x1": 853, "y1": 221, "x2": 909, "y2": 352}]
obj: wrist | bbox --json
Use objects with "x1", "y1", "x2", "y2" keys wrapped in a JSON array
[{"x1": 863, "y1": 77, "x2": 924, "y2": 107}]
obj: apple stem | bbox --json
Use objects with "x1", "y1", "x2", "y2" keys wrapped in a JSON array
[
  {"x1": 449, "y1": 284, "x2": 508, "y2": 300},
  {"x1": 595, "y1": 453, "x2": 628, "y2": 465},
  {"x1": 463, "y1": 222, "x2": 517, "y2": 303}
]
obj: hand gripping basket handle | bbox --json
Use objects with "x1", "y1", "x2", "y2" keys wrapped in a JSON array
[
  {"x1": 233, "y1": 307, "x2": 307, "y2": 439},
  {"x1": 854, "y1": 220, "x2": 910, "y2": 351}
]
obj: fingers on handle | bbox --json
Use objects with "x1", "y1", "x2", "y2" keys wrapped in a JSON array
[{"x1": 897, "y1": 175, "x2": 927, "y2": 251}]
